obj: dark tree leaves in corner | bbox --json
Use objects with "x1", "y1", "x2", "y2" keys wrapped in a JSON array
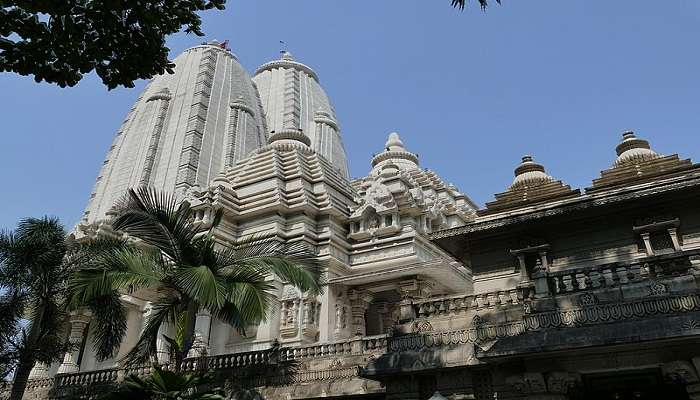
[
  {"x1": 0, "y1": 1, "x2": 494, "y2": 90},
  {"x1": 0, "y1": 0, "x2": 225, "y2": 89}
]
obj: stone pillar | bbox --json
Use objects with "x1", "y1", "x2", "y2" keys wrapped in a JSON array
[
  {"x1": 516, "y1": 254, "x2": 529, "y2": 283},
  {"x1": 252, "y1": 278, "x2": 283, "y2": 344},
  {"x1": 188, "y1": 309, "x2": 212, "y2": 357},
  {"x1": 641, "y1": 232, "x2": 654, "y2": 256},
  {"x1": 669, "y1": 227, "x2": 682, "y2": 251},
  {"x1": 156, "y1": 322, "x2": 171, "y2": 364},
  {"x1": 57, "y1": 311, "x2": 92, "y2": 374}
]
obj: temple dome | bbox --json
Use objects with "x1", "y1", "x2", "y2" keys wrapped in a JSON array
[
  {"x1": 614, "y1": 131, "x2": 660, "y2": 167},
  {"x1": 253, "y1": 52, "x2": 349, "y2": 179},
  {"x1": 81, "y1": 41, "x2": 267, "y2": 224},
  {"x1": 510, "y1": 155, "x2": 554, "y2": 189}
]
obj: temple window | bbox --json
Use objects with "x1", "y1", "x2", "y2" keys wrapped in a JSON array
[{"x1": 633, "y1": 216, "x2": 681, "y2": 256}]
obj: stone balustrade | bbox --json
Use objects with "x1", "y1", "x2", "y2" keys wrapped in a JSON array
[
  {"x1": 414, "y1": 285, "x2": 535, "y2": 318},
  {"x1": 54, "y1": 368, "x2": 119, "y2": 387},
  {"x1": 31, "y1": 334, "x2": 389, "y2": 392},
  {"x1": 547, "y1": 250, "x2": 699, "y2": 295},
  {"x1": 280, "y1": 334, "x2": 388, "y2": 360},
  {"x1": 547, "y1": 263, "x2": 644, "y2": 295}
]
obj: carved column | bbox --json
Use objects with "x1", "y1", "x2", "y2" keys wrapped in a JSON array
[
  {"x1": 57, "y1": 311, "x2": 92, "y2": 374},
  {"x1": 348, "y1": 289, "x2": 373, "y2": 336}
]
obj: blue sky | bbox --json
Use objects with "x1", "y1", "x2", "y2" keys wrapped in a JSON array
[{"x1": 1, "y1": 0, "x2": 700, "y2": 230}]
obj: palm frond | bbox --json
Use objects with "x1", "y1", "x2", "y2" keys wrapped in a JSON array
[
  {"x1": 174, "y1": 265, "x2": 226, "y2": 310},
  {"x1": 112, "y1": 188, "x2": 200, "y2": 263},
  {"x1": 451, "y1": 0, "x2": 500, "y2": 11},
  {"x1": 86, "y1": 292, "x2": 128, "y2": 361},
  {"x1": 68, "y1": 247, "x2": 164, "y2": 308},
  {"x1": 63, "y1": 236, "x2": 128, "y2": 270},
  {"x1": 218, "y1": 238, "x2": 324, "y2": 295}
]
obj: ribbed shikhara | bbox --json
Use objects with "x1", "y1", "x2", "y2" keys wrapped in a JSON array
[
  {"x1": 80, "y1": 43, "x2": 269, "y2": 226},
  {"x1": 175, "y1": 48, "x2": 217, "y2": 192}
]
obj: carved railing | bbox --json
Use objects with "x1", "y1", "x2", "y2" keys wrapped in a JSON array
[
  {"x1": 279, "y1": 334, "x2": 388, "y2": 360},
  {"x1": 54, "y1": 368, "x2": 119, "y2": 387},
  {"x1": 547, "y1": 250, "x2": 699, "y2": 295},
  {"x1": 547, "y1": 263, "x2": 645, "y2": 295},
  {"x1": 29, "y1": 334, "x2": 389, "y2": 391},
  {"x1": 414, "y1": 285, "x2": 535, "y2": 319}
]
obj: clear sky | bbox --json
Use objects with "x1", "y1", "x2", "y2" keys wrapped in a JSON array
[{"x1": 1, "y1": 0, "x2": 700, "y2": 231}]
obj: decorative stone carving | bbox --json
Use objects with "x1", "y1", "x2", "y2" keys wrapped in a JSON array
[
  {"x1": 505, "y1": 372, "x2": 579, "y2": 396},
  {"x1": 577, "y1": 292, "x2": 598, "y2": 307},
  {"x1": 301, "y1": 296, "x2": 321, "y2": 342},
  {"x1": 649, "y1": 280, "x2": 668, "y2": 296},
  {"x1": 413, "y1": 320, "x2": 433, "y2": 333},
  {"x1": 279, "y1": 296, "x2": 300, "y2": 339},
  {"x1": 681, "y1": 320, "x2": 700, "y2": 330},
  {"x1": 662, "y1": 361, "x2": 700, "y2": 384}
]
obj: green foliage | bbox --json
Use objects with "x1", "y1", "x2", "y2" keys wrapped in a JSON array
[
  {"x1": 0, "y1": 217, "x2": 72, "y2": 397},
  {"x1": 102, "y1": 367, "x2": 225, "y2": 400},
  {"x1": 451, "y1": 0, "x2": 501, "y2": 11},
  {"x1": 68, "y1": 187, "x2": 323, "y2": 367},
  {"x1": 0, "y1": 0, "x2": 226, "y2": 89}
]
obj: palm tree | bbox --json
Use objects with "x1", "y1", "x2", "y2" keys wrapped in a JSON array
[
  {"x1": 451, "y1": 0, "x2": 501, "y2": 10},
  {"x1": 0, "y1": 217, "x2": 72, "y2": 400},
  {"x1": 68, "y1": 188, "x2": 323, "y2": 369}
]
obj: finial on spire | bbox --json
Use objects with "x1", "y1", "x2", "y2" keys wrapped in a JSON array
[
  {"x1": 371, "y1": 132, "x2": 419, "y2": 171},
  {"x1": 614, "y1": 130, "x2": 659, "y2": 167},
  {"x1": 385, "y1": 132, "x2": 406, "y2": 152},
  {"x1": 510, "y1": 155, "x2": 553, "y2": 189}
]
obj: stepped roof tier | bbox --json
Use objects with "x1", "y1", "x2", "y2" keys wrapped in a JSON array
[
  {"x1": 481, "y1": 155, "x2": 581, "y2": 215},
  {"x1": 589, "y1": 130, "x2": 695, "y2": 192}
]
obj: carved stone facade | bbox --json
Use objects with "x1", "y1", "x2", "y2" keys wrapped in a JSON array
[{"x1": 15, "y1": 42, "x2": 700, "y2": 400}]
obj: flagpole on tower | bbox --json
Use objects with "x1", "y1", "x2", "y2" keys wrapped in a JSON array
[{"x1": 279, "y1": 40, "x2": 287, "y2": 55}]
